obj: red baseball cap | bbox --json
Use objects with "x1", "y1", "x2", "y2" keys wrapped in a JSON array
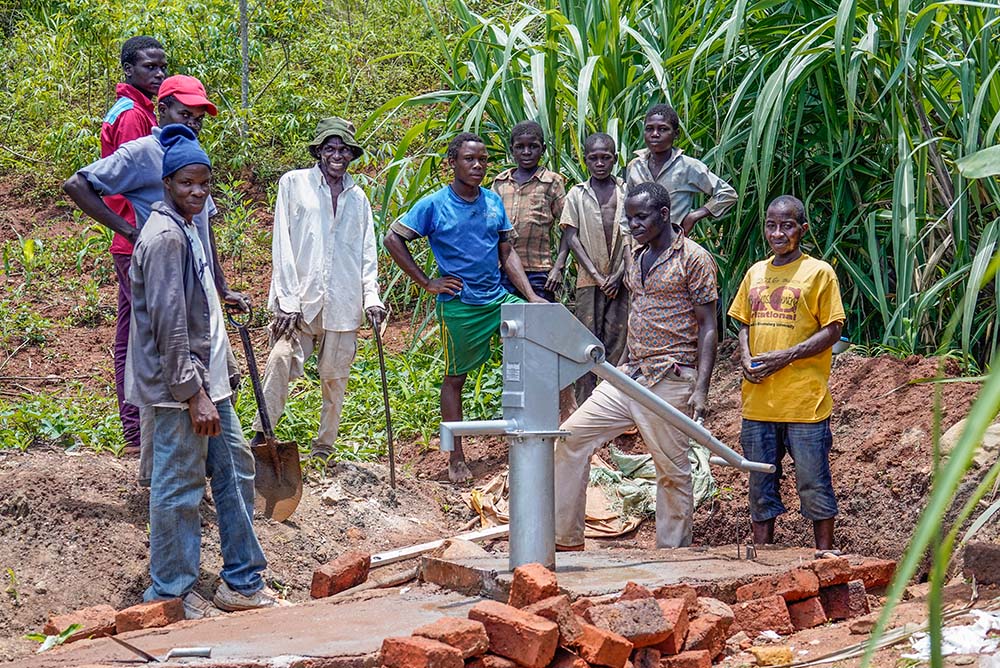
[{"x1": 157, "y1": 75, "x2": 218, "y2": 116}]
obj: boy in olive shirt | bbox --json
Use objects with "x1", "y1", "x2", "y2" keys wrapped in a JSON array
[{"x1": 728, "y1": 195, "x2": 845, "y2": 553}]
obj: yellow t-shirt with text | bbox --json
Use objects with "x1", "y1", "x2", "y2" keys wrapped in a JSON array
[{"x1": 728, "y1": 254, "x2": 845, "y2": 422}]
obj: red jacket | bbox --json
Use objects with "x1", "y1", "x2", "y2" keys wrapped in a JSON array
[{"x1": 100, "y1": 83, "x2": 157, "y2": 255}]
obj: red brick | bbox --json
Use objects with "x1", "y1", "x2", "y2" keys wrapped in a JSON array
[
  {"x1": 587, "y1": 597, "x2": 672, "y2": 648},
  {"x1": 732, "y1": 595, "x2": 793, "y2": 637},
  {"x1": 964, "y1": 542, "x2": 1000, "y2": 585},
  {"x1": 551, "y1": 648, "x2": 590, "y2": 668},
  {"x1": 620, "y1": 582, "x2": 655, "y2": 601},
  {"x1": 380, "y1": 636, "x2": 463, "y2": 668},
  {"x1": 575, "y1": 623, "x2": 633, "y2": 668},
  {"x1": 466, "y1": 655, "x2": 518, "y2": 668},
  {"x1": 787, "y1": 596, "x2": 827, "y2": 630},
  {"x1": 735, "y1": 569, "x2": 819, "y2": 603},
  {"x1": 850, "y1": 559, "x2": 896, "y2": 590},
  {"x1": 632, "y1": 647, "x2": 661, "y2": 668},
  {"x1": 412, "y1": 617, "x2": 489, "y2": 659},
  {"x1": 660, "y1": 649, "x2": 712, "y2": 668},
  {"x1": 115, "y1": 598, "x2": 184, "y2": 633},
  {"x1": 820, "y1": 580, "x2": 869, "y2": 620},
  {"x1": 681, "y1": 615, "x2": 724, "y2": 660},
  {"x1": 468, "y1": 600, "x2": 558, "y2": 668},
  {"x1": 691, "y1": 598, "x2": 734, "y2": 637},
  {"x1": 311, "y1": 550, "x2": 371, "y2": 598},
  {"x1": 652, "y1": 584, "x2": 698, "y2": 609},
  {"x1": 807, "y1": 557, "x2": 853, "y2": 587},
  {"x1": 522, "y1": 595, "x2": 584, "y2": 646},
  {"x1": 508, "y1": 563, "x2": 559, "y2": 609},
  {"x1": 652, "y1": 598, "x2": 689, "y2": 655},
  {"x1": 571, "y1": 597, "x2": 594, "y2": 618},
  {"x1": 44, "y1": 604, "x2": 116, "y2": 644}
]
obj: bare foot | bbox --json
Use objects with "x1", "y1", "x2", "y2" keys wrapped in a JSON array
[{"x1": 448, "y1": 459, "x2": 473, "y2": 484}]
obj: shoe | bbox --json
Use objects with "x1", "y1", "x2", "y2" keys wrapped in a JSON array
[
  {"x1": 309, "y1": 442, "x2": 335, "y2": 460},
  {"x1": 183, "y1": 591, "x2": 223, "y2": 619},
  {"x1": 556, "y1": 543, "x2": 585, "y2": 552},
  {"x1": 213, "y1": 581, "x2": 290, "y2": 612},
  {"x1": 122, "y1": 445, "x2": 141, "y2": 458}
]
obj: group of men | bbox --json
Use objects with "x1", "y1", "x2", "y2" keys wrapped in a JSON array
[{"x1": 65, "y1": 35, "x2": 846, "y2": 618}]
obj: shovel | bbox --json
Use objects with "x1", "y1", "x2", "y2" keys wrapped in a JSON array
[
  {"x1": 226, "y1": 307, "x2": 302, "y2": 522},
  {"x1": 369, "y1": 312, "x2": 396, "y2": 489}
]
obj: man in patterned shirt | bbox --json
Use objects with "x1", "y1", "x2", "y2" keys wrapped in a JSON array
[{"x1": 554, "y1": 182, "x2": 718, "y2": 549}]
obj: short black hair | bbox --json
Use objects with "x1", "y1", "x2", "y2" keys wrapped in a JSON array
[
  {"x1": 644, "y1": 104, "x2": 680, "y2": 133},
  {"x1": 767, "y1": 195, "x2": 806, "y2": 225},
  {"x1": 121, "y1": 36, "x2": 164, "y2": 68},
  {"x1": 509, "y1": 120, "x2": 544, "y2": 146},
  {"x1": 584, "y1": 132, "x2": 616, "y2": 155},
  {"x1": 447, "y1": 132, "x2": 486, "y2": 160},
  {"x1": 627, "y1": 181, "x2": 671, "y2": 213}
]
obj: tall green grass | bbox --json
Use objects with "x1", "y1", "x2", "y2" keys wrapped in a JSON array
[{"x1": 365, "y1": 0, "x2": 1000, "y2": 367}]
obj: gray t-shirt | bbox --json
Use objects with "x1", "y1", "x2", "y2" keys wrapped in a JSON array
[{"x1": 78, "y1": 126, "x2": 217, "y2": 251}]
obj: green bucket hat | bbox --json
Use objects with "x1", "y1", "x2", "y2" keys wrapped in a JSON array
[{"x1": 308, "y1": 117, "x2": 364, "y2": 159}]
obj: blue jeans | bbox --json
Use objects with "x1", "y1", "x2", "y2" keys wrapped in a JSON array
[
  {"x1": 144, "y1": 399, "x2": 266, "y2": 600},
  {"x1": 500, "y1": 270, "x2": 555, "y2": 302},
  {"x1": 741, "y1": 418, "x2": 838, "y2": 523}
]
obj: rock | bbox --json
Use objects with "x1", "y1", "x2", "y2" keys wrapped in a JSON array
[
  {"x1": 963, "y1": 542, "x2": 1000, "y2": 585},
  {"x1": 430, "y1": 538, "x2": 490, "y2": 561},
  {"x1": 574, "y1": 623, "x2": 633, "y2": 668},
  {"x1": 940, "y1": 417, "x2": 1000, "y2": 469},
  {"x1": 660, "y1": 649, "x2": 712, "y2": 668},
  {"x1": 632, "y1": 647, "x2": 660, "y2": 668},
  {"x1": 807, "y1": 557, "x2": 853, "y2": 587},
  {"x1": 466, "y1": 655, "x2": 518, "y2": 668},
  {"x1": 586, "y1": 597, "x2": 673, "y2": 648},
  {"x1": 820, "y1": 580, "x2": 869, "y2": 620},
  {"x1": 551, "y1": 648, "x2": 589, "y2": 668},
  {"x1": 522, "y1": 595, "x2": 584, "y2": 646},
  {"x1": 787, "y1": 597, "x2": 827, "y2": 630},
  {"x1": 653, "y1": 584, "x2": 699, "y2": 608},
  {"x1": 848, "y1": 613, "x2": 878, "y2": 635},
  {"x1": 619, "y1": 582, "x2": 655, "y2": 601},
  {"x1": 849, "y1": 559, "x2": 895, "y2": 590},
  {"x1": 725, "y1": 631, "x2": 752, "y2": 655},
  {"x1": 653, "y1": 598, "x2": 689, "y2": 655},
  {"x1": 749, "y1": 645, "x2": 793, "y2": 666},
  {"x1": 683, "y1": 615, "x2": 725, "y2": 660},
  {"x1": 692, "y1": 598, "x2": 734, "y2": 637}
]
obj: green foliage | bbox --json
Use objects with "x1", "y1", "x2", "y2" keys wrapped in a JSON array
[
  {"x1": 0, "y1": 387, "x2": 123, "y2": 453},
  {"x1": 365, "y1": 0, "x2": 1000, "y2": 366},
  {"x1": 235, "y1": 334, "x2": 503, "y2": 458},
  {"x1": 69, "y1": 279, "x2": 114, "y2": 326},
  {"x1": 0, "y1": 299, "x2": 51, "y2": 347},
  {"x1": 0, "y1": 0, "x2": 445, "y2": 180},
  {"x1": 24, "y1": 623, "x2": 83, "y2": 653}
]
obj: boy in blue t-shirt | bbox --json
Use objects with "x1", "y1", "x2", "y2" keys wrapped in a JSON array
[{"x1": 386, "y1": 132, "x2": 545, "y2": 483}]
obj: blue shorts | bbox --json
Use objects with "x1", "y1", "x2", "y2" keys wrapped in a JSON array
[
  {"x1": 500, "y1": 270, "x2": 555, "y2": 302},
  {"x1": 740, "y1": 418, "x2": 838, "y2": 522}
]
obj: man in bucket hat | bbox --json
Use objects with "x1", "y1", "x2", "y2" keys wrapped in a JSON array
[{"x1": 251, "y1": 117, "x2": 385, "y2": 458}]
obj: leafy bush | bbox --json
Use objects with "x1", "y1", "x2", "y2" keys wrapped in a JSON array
[{"x1": 0, "y1": 387, "x2": 122, "y2": 453}]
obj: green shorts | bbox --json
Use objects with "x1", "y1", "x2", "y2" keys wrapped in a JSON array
[{"x1": 436, "y1": 292, "x2": 523, "y2": 376}]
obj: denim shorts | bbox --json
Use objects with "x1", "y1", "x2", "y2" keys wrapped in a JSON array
[{"x1": 740, "y1": 418, "x2": 838, "y2": 522}]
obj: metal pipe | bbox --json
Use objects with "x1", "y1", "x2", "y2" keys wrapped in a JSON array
[
  {"x1": 509, "y1": 435, "x2": 556, "y2": 569},
  {"x1": 591, "y1": 362, "x2": 776, "y2": 474},
  {"x1": 439, "y1": 419, "x2": 517, "y2": 452}
]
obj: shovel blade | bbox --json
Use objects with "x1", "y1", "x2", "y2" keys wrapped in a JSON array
[{"x1": 252, "y1": 439, "x2": 302, "y2": 522}]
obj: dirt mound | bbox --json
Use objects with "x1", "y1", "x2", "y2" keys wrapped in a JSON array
[
  {"x1": 691, "y1": 349, "x2": 984, "y2": 556},
  {"x1": 0, "y1": 448, "x2": 470, "y2": 661}
]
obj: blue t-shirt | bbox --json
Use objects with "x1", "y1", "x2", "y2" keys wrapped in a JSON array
[{"x1": 399, "y1": 185, "x2": 512, "y2": 305}]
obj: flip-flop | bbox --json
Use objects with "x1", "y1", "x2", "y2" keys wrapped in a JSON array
[{"x1": 815, "y1": 549, "x2": 843, "y2": 559}]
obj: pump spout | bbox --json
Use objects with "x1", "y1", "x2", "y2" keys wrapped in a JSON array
[{"x1": 440, "y1": 419, "x2": 518, "y2": 452}]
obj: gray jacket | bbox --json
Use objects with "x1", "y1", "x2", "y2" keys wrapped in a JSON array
[{"x1": 125, "y1": 201, "x2": 237, "y2": 407}]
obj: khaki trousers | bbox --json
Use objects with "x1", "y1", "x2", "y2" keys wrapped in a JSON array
[
  {"x1": 252, "y1": 314, "x2": 357, "y2": 448},
  {"x1": 554, "y1": 369, "x2": 695, "y2": 548}
]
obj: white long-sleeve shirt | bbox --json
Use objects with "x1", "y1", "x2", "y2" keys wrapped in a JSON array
[{"x1": 267, "y1": 166, "x2": 383, "y2": 332}]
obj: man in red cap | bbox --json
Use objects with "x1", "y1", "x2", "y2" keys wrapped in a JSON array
[
  {"x1": 100, "y1": 36, "x2": 166, "y2": 455},
  {"x1": 65, "y1": 74, "x2": 240, "y2": 490}
]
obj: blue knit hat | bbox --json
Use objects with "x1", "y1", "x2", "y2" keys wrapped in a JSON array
[{"x1": 160, "y1": 124, "x2": 211, "y2": 178}]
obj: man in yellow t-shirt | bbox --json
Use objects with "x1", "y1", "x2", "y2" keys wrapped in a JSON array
[{"x1": 728, "y1": 195, "x2": 845, "y2": 553}]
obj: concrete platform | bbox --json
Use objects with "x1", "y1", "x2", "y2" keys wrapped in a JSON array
[
  {"x1": 12, "y1": 588, "x2": 478, "y2": 668},
  {"x1": 420, "y1": 545, "x2": 820, "y2": 602}
]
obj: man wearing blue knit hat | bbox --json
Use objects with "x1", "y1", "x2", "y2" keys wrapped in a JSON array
[{"x1": 127, "y1": 125, "x2": 284, "y2": 618}]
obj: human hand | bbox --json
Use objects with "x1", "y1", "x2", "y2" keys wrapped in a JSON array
[
  {"x1": 424, "y1": 276, "x2": 463, "y2": 296},
  {"x1": 600, "y1": 271, "x2": 623, "y2": 299},
  {"x1": 526, "y1": 293, "x2": 548, "y2": 304},
  {"x1": 544, "y1": 266, "x2": 563, "y2": 294},
  {"x1": 748, "y1": 349, "x2": 796, "y2": 379},
  {"x1": 740, "y1": 354, "x2": 762, "y2": 384},
  {"x1": 687, "y1": 388, "x2": 708, "y2": 421},
  {"x1": 366, "y1": 305, "x2": 387, "y2": 328},
  {"x1": 272, "y1": 308, "x2": 302, "y2": 340},
  {"x1": 222, "y1": 289, "x2": 251, "y2": 313},
  {"x1": 125, "y1": 226, "x2": 140, "y2": 245},
  {"x1": 189, "y1": 388, "x2": 221, "y2": 437}
]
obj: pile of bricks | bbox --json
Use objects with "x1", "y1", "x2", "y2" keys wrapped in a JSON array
[
  {"x1": 41, "y1": 598, "x2": 187, "y2": 644},
  {"x1": 380, "y1": 557, "x2": 895, "y2": 668}
]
